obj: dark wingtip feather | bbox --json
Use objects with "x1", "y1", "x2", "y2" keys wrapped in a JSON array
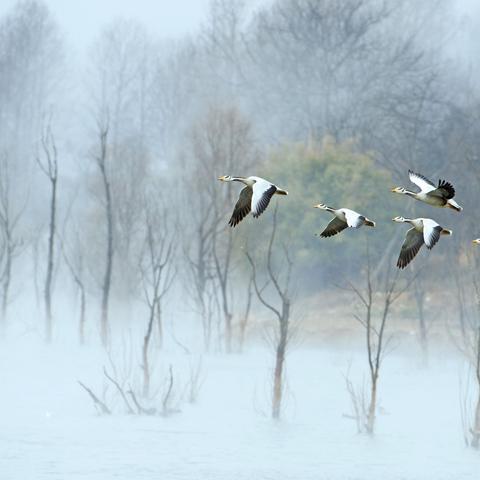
[
  {"x1": 397, "y1": 259, "x2": 407, "y2": 269},
  {"x1": 437, "y1": 179, "x2": 455, "y2": 199}
]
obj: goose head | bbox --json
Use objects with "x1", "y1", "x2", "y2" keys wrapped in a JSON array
[
  {"x1": 391, "y1": 187, "x2": 407, "y2": 194},
  {"x1": 392, "y1": 216, "x2": 406, "y2": 223},
  {"x1": 218, "y1": 175, "x2": 233, "y2": 182}
]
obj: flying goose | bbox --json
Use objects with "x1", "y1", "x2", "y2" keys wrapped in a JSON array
[
  {"x1": 218, "y1": 175, "x2": 288, "y2": 227},
  {"x1": 313, "y1": 204, "x2": 375, "y2": 238},
  {"x1": 391, "y1": 170, "x2": 462, "y2": 212},
  {"x1": 393, "y1": 216, "x2": 452, "y2": 269}
]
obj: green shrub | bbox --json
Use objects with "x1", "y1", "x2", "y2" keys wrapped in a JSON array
[{"x1": 254, "y1": 137, "x2": 396, "y2": 284}]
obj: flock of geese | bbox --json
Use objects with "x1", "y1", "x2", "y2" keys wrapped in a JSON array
[{"x1": 218, "y1": 170, "x2": 477, "y2": 269}]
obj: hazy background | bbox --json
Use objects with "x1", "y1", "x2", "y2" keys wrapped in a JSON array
[{"x1": 1, "y1": 1, "x2": 480, "y2": 479}]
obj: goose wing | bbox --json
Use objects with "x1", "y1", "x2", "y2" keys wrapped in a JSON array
[
  {"x1": 318, "y1": 217, "x2": 348, "y2": 238},
  {"x1": 422, "y1": 219, "x2": 442, "y2": 249},
  {"x1": 408, "y1": 170, "x2": 436, "y2": 193},
  {"x1": 251, "y1": 179, "x2": 277, "y2": 218},
  {"x1": 343, "y1": 209, "x2": 364, "y2": 228},
  {"x1": 429, "y1": 179, "x2": 455, "y2": 200},
  {"x1": 397, "y1": 228, "x2": 424, "y2": 269},
  {"x1": 228, "y1": 186, "x2": 252, "y2": 227}
]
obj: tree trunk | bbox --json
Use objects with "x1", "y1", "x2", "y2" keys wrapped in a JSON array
[
  {"x1": 272, "y1": 337, "x2": 286, "y2": 420},
  {"x1": 1, "y1": 246, "x2": 11, "y2": 320},
  {"x1": 238, "y1": 315, "x2": 248, "y2": 353},
  {"x1": 366, "y1": 375, "x2": 378, "y2": 435},
  {"x1": 156, "y1": 302, "x2": 163, "y2": 349},
  {"x1": 197, "y1": 233, "x2": 211, "y2": 352},
  {"x1": 44, "y1": 177, "x2": 56, "y2": 343},
  {"x1": 238, "y1": 322, "x2": 246, "y2": 353},
  {"x1": 417, "y1": 296, "x2": 428, "y2": 362},
  {"x1": 472, "y1": 393, "x2": 480, "y2": 448},
  {"x1": 413, "y1": 274, "x2": 428, "y2": 363},
  {"x1": 473, "y1": 328, "x2": 480, "y2": 448},
  {"x1": 238, "y1": 278, "x2": 253, "y2": 353},
  {"x1": 32, "y1": 240, "x2": 40, "y2": 308},
  {"x1": 272, "y1": 312, "x2": 289, "y2": 420},
  {"x1": 202, "y1": 301, "x2": 212, "y2": 353},
  {"x1": 0, "y1": 244, "x2": 11, "y2": 338},
  {"x1": 142, "y1": 305, "x2": 155, "y2": 397},
  {"x1": 225, "y1": 312, "x2": 232, "y2": 354},
  {"x1": 100, "y1": 171, "x2": 113, "y2": 348}
]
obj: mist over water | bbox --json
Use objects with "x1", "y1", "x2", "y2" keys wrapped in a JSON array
[{"x1": 1, "y1": 0, "x2": 480, "y2": 478}]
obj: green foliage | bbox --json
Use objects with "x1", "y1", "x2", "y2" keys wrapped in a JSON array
[{"x1": 257, "y1": 137, "x2": 397, "y2": 282}]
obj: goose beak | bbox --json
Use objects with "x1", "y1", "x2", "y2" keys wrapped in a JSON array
[
  {"x1": 473, "y1": 239, "x2": 480, "y2": 245},
  {"x1": 391, "y1": 187, "x2": 397, "y2": 193},
  {"x1": 313, "y1": 204, "x2": 320, "y2": 208},
  {"x1": 218, "y1": 176, "x2": 225, "y2": 181}
]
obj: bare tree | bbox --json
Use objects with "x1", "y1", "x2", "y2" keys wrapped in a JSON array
[
  {"x1": 79, "y1": 340, "x2": 188, "y2": 417},
  {"x1": 149, "y1": 40, "x2": 199, "y2": 162},
  {"x1": 180, "y1": 142, "x2": 217, "y2": 351},
  {"x1": 238, "y1": 273, "x2": 253, "y2": 352},
  {"x1": 246, "y1": 205, "x2": 293, "y2": 419},
  {"x1": 469, "y1": 296, "x2": 480, "y2": 449},
  {"x1": 186, "y1": 357, "x2": 204, "y2": 404},
  {"x1": 78, "y1": 381, "x2": 112, "y2": 415},
  {"x1": 0, "y1": 153, "x2": 25, "y2": 335},
  {"x1": 86, "y1": 19, "x2": 157, "y2": 323},
  {"x1": 212, "y1": 228, "x2": 235, "y2": 353},
  {"x1": 248, "y1": 0, "x2": 450, "y2": 160},
  {"x1": 200, "y1": 0, "x2": 249, "y2": 99},
  {"x1": 88, "y1": 20, "x2": 154, "y2": 153},
  {"x1": 139, "y1": 194, "x2": 177, "y2": 397},
  {"x1": 183, "y1": 217, "x2": 217, "y2": 351},
  {"x1": 182, "y1": 106, "x2": 256, "y2": 352},
  {"x1": 93, "y1": 121, "x2": 113, "y2": 347},
  {"x1": 410, "y1": 265, "x2": 429, "y2": 362},
  {"x1": 0, "y1": 2, "x2": 64, "y2": 167},
  {"x1": 345, "y1": 252, "x2": 410, "y2": 434},
  {"x1": 36, "y1": 123, "x2": 58, "y2": 343},
  {"x1": 457, "y1": 263, "x2": 480, "y2": 449},
  {"x1": 61, "y1": 228, "x2": 87, "y2": 345}
]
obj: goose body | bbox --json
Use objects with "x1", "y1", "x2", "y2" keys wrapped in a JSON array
[
  {"x1": 393, "y1": 216, "x2": 452, "y2": 269},
  {"x1": 218, "y1": 175, "x2": 288, "y2": 227},
  {"x1": 314, "y1": 203, "x2": 375, "y2": 238},
  {"x1": 391, "y1": 170, "x2": 462, "y2": 212}
]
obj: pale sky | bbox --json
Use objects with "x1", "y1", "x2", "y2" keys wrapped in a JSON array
[
  {"x1": 0, "y1": 0, "x2": 479, "y2": 60},
  {"x1": 1, "y1": 0, "x2": 212, "y2": 48}
]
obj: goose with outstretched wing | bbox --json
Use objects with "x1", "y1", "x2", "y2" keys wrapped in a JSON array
[
  {"x1": 314, "y1": 203, "x2": 375, "y2": 238},
  {"x1": 218, "y1": 175, "x2": 288, "y2": 227},
  {"x1": 393, "y1": 216, "x2": 452, "y2": 269},
  {"x1": 391, "y1": 170, "x2": 462, "y2": 212}
]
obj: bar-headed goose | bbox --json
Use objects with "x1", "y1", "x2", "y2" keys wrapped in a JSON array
[
  {"x1": 313, "y1": 203, "x2": 375, "y2": 238},
  {"x1": 393, "y1": 216, "x2": 452, "y2": 269},
  {"x1": 218, "y1": 175, "x2": 288, "y2": 227},
  {"x1": 391, "y1": 170, "x2": 462, "y2": 212}
]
